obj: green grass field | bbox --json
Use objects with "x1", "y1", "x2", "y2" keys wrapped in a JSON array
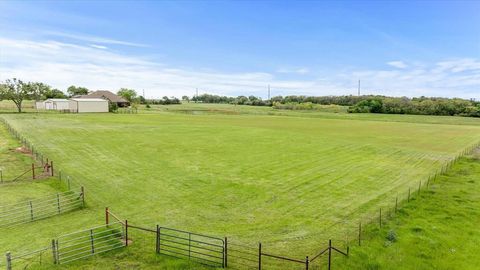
[
  {"x1": 1, "y1": 103, "x2": 480, "y2": 269},
  {"x1": 336, "y1": 150, "x2": 480, "y2": 270}
]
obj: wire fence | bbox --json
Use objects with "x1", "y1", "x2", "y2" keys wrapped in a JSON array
[
  {"x1": 0, "y1": 188, "x2": 85, "y2": 228},
  {"x1": 5, "y1": 246, "x2": 53, "y2": 270}
]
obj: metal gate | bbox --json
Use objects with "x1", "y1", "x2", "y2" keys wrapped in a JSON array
[{"x1": 55, "y1": 222, "x2": 125, "y2": 264}]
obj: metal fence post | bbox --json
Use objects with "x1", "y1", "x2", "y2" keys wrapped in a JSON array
[
  {"x1": 52, "y1": 240, "x2": 57, "y2": 264},
  {"x1": 358, "y1": 222, "x2": 361, "y2": 246},
  {"x1": 90, "y1": 229, "x2": 95, "y2": 254},
  {"x1": 328, "y1": 240, "x2": 332, "y2": 270},
  {"x1": 81, "y1": 186, "x2": 85, "y2": 207},
  {"x1": 57, "y1": 194, "x2": 61, "y2": 213},
  {"x1": 105, "y1": 207, "x2": 109, "y2": 225},
  {"x1": 379, "y1": 208, "x2": 382, "y2": 227},
  {"x1": 408, "y1": 188, "x2": 411, "y2": 202},
  {"x1": 305, "y1": 256, "x2": 309, "y2": 270},
  {"x1": 125, "y1": 220, "x2": 129, "y2": 247},
  {"x1": 258, "y1": 242, "x2": 262, "y2": 270},
  {"x1": 156, "y1": 225, "x2": 160, "y2": 254},
  {"x1": 188, "y1": 232, "x2": 191, "y2": 258},
  {"x1": 1, "y1": 170, "x2": 3, "y2": 183},
  {"x1": 224, "y1": 237, "x2": 228, "y2": 268},
  {"x1": 51, "y1": 161, "x2": 54, "y2": 176},
  {"x1": 30, "y1": 201, "x2": 34, "y2": 220},
  {"x1": 6, "y1": 252, "x2": 11, "y2": 270},
  {"x1": 32, "y1": 163, "x2": 35, "y2": 179}
]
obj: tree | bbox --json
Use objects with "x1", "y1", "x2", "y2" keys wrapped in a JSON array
[
  {"x1": 117, "y1": 88, "x2": 137, "y2": 103},
  {"x1": 67, "y1": 85, "x2": 89, "y2": 97},
  {"x1": 0, "y1": 78, "x2": 36, "y2": 113},
  {"x1": 45, "y1": 89, "x2": 67, "y2": 99},
  {"x1": 182, "y1": 95, "x2": 190, "y2": 102}
]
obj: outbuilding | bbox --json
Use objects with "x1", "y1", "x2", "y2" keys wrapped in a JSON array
[
  {"x1": 35, "y1": 99, "x2": 70, "y2": 110},
  {"x1": 69, "y1": 98, "x2": 109, "y2": 113}
]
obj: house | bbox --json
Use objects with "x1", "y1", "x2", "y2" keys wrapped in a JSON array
[
  {"x1": 68, "y1": 98, "x2": 109, "y2": 113},
  {"x1": 77, "y1": 90, "x2": 130, "y2": 107},
  {"x1": 35, "y1": 99, "x2": 70, "y2": 110}
]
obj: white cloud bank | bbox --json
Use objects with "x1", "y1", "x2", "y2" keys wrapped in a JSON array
[
  {"x1": 0, "y1": 37, "x2": 479, "y2": 99},
  {"x1": 387, "y1": 61, "x2": 408, "y2": 69}
]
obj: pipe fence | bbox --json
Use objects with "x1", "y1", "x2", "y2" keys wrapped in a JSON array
[{"x1": 0, "y1": 187, "x2": 85, "y2": 228}]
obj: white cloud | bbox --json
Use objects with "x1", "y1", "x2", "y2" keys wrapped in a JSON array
[
  {"x1": 44, "y1": 31, "x2": 149, "y2": 47},
  {"x1": 0, "y1": 37, "x2": 478, "y2": 99},
  {"x1": 387, "y1": 61, "x2": 408, "y2": 69},
  {"x1": 276, "y1": 67, "x2": 310, "y2": 74},
  {"x1": 90, "y1": 44, "x2": 108, "y2": 50}
]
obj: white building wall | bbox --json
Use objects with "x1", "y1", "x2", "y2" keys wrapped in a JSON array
[{"x1": 77, "y1": 101, "x2": 108, "y2": 113}]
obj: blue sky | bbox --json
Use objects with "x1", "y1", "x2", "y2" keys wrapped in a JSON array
[{"x1": 0, "y1": 1, "x2": 479, "y2": 98}]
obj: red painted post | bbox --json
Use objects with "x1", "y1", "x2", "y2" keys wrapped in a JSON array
[{"x1": 32, "y1": 163, "x2": 35, "y2": 179}]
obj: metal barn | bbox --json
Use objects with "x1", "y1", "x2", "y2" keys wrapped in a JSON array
[{"x1": 68, "y1": 98, "x2": 109, "y2": 113}]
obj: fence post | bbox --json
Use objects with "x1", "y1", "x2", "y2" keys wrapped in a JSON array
[
  {"x1": 125, "y1": 220, "x2": 129, "y2": 247},
  {"x1": 379, "y1": 208, "x2": 382, "y2": 227},
  {"x1": 105, "y1": 207, "x2": 109, "y2": 225},
  {"x1": 6, "y1": 252, "x2": 11, "y2": 270},
  {"x1": 305, "y1": 256, "x2": 309, "y2": 270},
  {"x1": 52, "y1": 240, "x2": 57, "y2": 264},
  {"x1": 57, "y1": 193, "x2": 61, "y2": 213},
  {"x1": 30, "y1": 201, "x2": 34, "y2": 220},
  {"x1": 408, "y1": 188, "x2": 411, "y2": 202},
  {"x1": 156, "y1": 225, "x2": 160, "y2": 254},
  {"x1": 90, "y1": 229, "x2": 95, "y2": 254},
  {"x1": 81, "y1": 186, "x2": 85, "y2": 207},
  {"x1": 328, "y1": 240, "x2": 332, "y2": 270},
  {"x1": 358, "y1": 222, "x2": 361, "y2": 246},
  {"x1": 51, "y1": 161, "x2": 54, "y2": 176},
  {"x1": 258, "y1": 242, "x2": 262, "y2": 270},
  {"x1": 67, "y1": 176, "x2": 71, "y2": 190},
  {"x1": 59, "y1": 170, "x2": 62, "y2": 181},
  {"x1": 1, "y1": 170, "x2": 3, "y2": 183},
  {"x1": 224, "y1": 237, "x2": 228, "y2": 268},
  {"x1": 32, "y1": 163, "x2": 35, "y2": 179}
]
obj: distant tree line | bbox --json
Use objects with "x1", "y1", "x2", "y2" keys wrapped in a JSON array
[{"x1": 185, "y1": 93, "x2": 480, "y2": 117}]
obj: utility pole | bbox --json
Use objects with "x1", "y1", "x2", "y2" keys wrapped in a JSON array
[
  {"x1": 195, "y1": 88, "x2": 199, "y2": 103},
  {"x1": 358, "y1": 80, "x2": 361, "y2": 96},
  {"x1": 268, "y1": 85, "x2": 271, "y2": 100}
]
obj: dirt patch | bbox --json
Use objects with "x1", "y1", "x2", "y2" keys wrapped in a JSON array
[{"x1": 13, "y1": 146, "x2": 32, "y2": 155}]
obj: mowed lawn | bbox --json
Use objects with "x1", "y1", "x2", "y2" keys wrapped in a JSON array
[{"x1": 1, "y1": 108, "x2": 480, "y2": 260}]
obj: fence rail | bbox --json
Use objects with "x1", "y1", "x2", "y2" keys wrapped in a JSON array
[
  {"x1": 0, "y1": 188, "x2": 85, "y2": 228},
  {"x1": 55, "y1": 222, "x2": 126, "y2": 265}
]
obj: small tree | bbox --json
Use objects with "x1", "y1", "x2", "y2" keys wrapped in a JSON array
[
  {"x1": 117, "y1": 88, "x2": 137, "y2": 103},
  {"x1": 182, "y1": 95, "x2": 190, "y2": 103},
  {"x1": 67, "y1": 85, "x2": 89, "y2": 97},
  {"x1": 0, "y1": 78, "x2": 36, "y2": 113}
]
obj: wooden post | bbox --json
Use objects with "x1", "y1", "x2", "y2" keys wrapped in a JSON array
[
  {"x1": 105, "y1": 207, "x2": 109, "y2": 225},
  {"x1": 347, "y1": 246, "x2": 350, "y2": 256},
  {"x1": 6, "y1": 252, "x2": 11, "y2": 270},
  {"x1": 125, "y1": 220, "x2": 129, "y2": 247},
  {"x1": 32, "y1": 163, "x2": 35, "y2": 179},
  {"x1": 50, "y1": 161, "x2": 54, "y2": 176},
  {"x1": 305, "y1": 256, "x2": 309, "y2": 270},
  {"x1": 156, "y1": 225, "x2": 160, "y2": 254},
  {"x1": 52, "y1": 240, "x2": 57, "y2": 264},
  {"x1": 328, "y1": 240, "x2": 332, "y2": 270},
  {"x1": 258, "y1": 242, "x2": 262, "y2": 270},
  {"x1": 224, "y1": 237, "x2": 228, "y2": 268},
  {"x1": 90, "y1": 229, "x2": 95, "y2": 254},
  {"x1": 67, "y1": 176, "x2": 71, "y2": 190},
  {"x1": 358, "y1": 222, "x2": 361, "y2": 246}
]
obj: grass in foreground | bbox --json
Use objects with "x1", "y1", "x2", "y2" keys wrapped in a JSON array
[{"x1": 336, "y1": 150, "x2": 480, "y2": 270}]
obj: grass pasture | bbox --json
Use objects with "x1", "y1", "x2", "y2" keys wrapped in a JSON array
[{"x1": 0, "y1": 104, "x2": 480, "y2": 269}]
